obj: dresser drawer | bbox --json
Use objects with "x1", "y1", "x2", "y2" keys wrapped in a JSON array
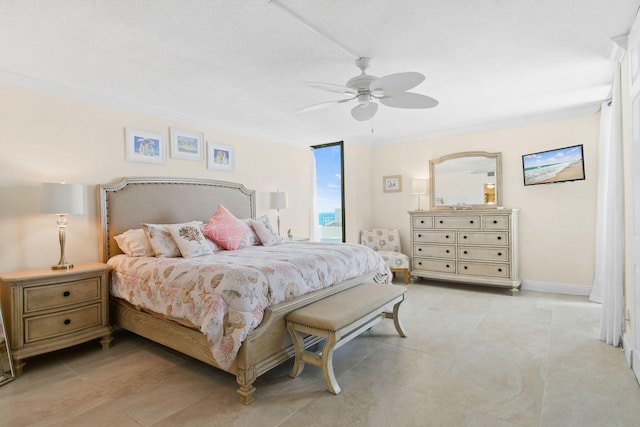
[
  {"x1": 414, "y1": 230, "x2": 456, "y2": 244},
  {"x1": 412, "y1": 216, "x2": 434, "y2": 229},
  {"x1": 25, "y1": 304, "x2": 102, "y2": 343},
  {"x1": 458, "y1": 231, "x2": 509, "y2": 245},
  {"x1": 414, "y1": 244, "x2": 455, "y2": 259},
  {"x1": 413, "y1": 258, "x2": 456, "y2": 273},
  {"x1": 483, "y1": 215, "x2": 510, "y2": 230},
  {"x1": 24, "y1": 278, "x2": 101, "y2": 314},
  {"x1": 458, "y1": 261, "x2": 510, "y2": 278},
  {"x1": 434, "y1": 216, "x2": 481, "y2": 229},
  {"x1": 458, "y1": 246, "x2": 509, "y2": 262}
]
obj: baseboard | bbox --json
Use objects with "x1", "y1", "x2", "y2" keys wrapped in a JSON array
[
  {"x1": 623, "y1": 332, "x2": 633, "y2": 368},
  {"x1": 520, "y1": 280, "x2": 591, "y2": 296}
]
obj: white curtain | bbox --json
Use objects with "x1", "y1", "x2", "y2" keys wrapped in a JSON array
[{"x1": 589, "y1": 62, "x2": 624, "y2": 346}]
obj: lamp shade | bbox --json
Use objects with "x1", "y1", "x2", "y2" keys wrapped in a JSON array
[
  {"x1": 269, "y1": 191, "x2": 288, "y2": 209},
  {"x1": 412, "y1": 178, "x2": 428, "y2": 195},
  {"x1": 41, "y1": 183, "x2": 84, "y2": 215}
]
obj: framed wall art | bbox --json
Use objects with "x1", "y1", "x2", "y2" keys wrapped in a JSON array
[
  {"x1": 383, "y1": 175, "x2": 402, "y2": 192},
  {"x1": 207, "y1": 142, "x2": 235, "y2": 172},
  {"x1": 125, "y1": 128, "x2": 166, "y2": 165},
  {"x1": 170, "y1": 127, "x2": 204, "y2": 161}
]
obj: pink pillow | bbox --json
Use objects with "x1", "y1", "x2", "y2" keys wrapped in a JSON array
[{"x1": 202, "y1": 205, "x2": 250, "y2": 250}]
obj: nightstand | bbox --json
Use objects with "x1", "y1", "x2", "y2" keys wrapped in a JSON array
[{"x1": 0, "y1": 262, "x2": 112, "y2": 374}]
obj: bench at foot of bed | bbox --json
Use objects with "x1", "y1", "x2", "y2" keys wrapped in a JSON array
[{"x1": 285, "y1": 283, "x2": 407, "y2": 395}]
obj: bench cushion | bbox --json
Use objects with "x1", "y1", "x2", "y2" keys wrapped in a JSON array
[{"x1": 286, "y1": 283, "x2": 407, "y2": 331}]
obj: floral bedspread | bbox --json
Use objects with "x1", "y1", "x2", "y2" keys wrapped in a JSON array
[{"x1": 108, "y1": 242, "x2": 391, "y2": 369}]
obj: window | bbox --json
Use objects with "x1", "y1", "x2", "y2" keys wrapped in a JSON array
[{"x1": 312, "y1": 142, "x2": 345, "y2": 242}]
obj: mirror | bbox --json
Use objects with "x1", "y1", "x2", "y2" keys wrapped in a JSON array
[
  {"x1": 0, "y1": 303, "x2": 15, "y2": 385},
  {"x1": 429, "y1": 151, "x2": 502, "y2": 210}
]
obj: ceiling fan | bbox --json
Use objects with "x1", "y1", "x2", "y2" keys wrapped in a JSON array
[{"x1": 297, "y1": 57, "x2": 439, "y2": 121}]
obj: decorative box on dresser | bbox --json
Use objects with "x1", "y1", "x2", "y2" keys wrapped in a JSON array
[
  {"x1": 0, "y1": 262, "x2": 112, "y2": 374},
  {"x1": 409, "y1": 209, "x2": 520, "y2": 293}
]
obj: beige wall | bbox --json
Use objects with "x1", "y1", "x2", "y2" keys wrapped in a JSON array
[
  {"x1": 0, "y1": 82, "x2": 601, "y2": 291},
  {"x1": 370, "y1": 114, "x2": 600, "y2": 289},
  {"x1": 0, "y1": 84, "x2": 312, "y2": 273}
]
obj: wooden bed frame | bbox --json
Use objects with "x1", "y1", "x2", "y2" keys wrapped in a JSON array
[{"x1": 98, "y1": 177, "x2": 376, "y2": 404}]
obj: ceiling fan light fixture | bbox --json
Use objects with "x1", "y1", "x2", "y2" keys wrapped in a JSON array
[{"x1": 357, "y1": 93, "x2": 370, "y2": 106}]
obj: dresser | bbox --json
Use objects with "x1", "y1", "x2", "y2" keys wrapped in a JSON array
[
  {"x1": 409, "y1": 209, "x2": 520, "y2": 292},
  {"x1": 0, "y1": 263, "x2": 112, "y2": 374}
]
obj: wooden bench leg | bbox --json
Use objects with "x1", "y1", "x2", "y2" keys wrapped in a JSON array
[
  {"x1": 287, "y1": 322, "x2": 306, "y2": 378},
  {"x1": 392, "y1": 300, "x2": 407, "y2": 337},
  {"x1": 320, "y1": 334, "x2": 341, "y2": 395}
]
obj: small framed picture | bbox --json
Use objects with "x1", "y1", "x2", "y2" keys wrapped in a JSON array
[
  {"x1": 125, "y1": 128, "x2": 166, "y2": 164},
  {"x1": 207, "y1": 142, "x2": 235, "y2": 172},
  {"x1": 383, "y1": 175, "x2": 402, "y2": 192},
  {"x1": 170, "y1": 127, "x2": 204, "y2": 161}
]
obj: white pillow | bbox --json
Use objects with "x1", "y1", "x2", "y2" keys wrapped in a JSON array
[
  {"x1": 114, "y1": 229, "x2": 154, "y2": 257},
  {"x1": 166, "y1": 223, "x2": 214, "y2": 258},
  {"x1": 142, "y1": 221, "x2": 202, "y2": 257},
  {"x1": 250, "y1": 216, "x2": 283, "y2": 246}
]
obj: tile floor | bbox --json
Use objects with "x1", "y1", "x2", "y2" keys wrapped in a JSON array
[{"x1": 1, "y1": 280, "x2": 639, "y2": 426}]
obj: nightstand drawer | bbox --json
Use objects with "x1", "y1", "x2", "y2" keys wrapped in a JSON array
[
  {"x1": 25, "y1": 304, "x2": 102, "y2": 343},
  {"x1": 24, "y1": 278, "x2": 101, "y2": 314}
]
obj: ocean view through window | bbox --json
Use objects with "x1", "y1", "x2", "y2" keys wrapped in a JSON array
[{"x1": 312, "y1": 142, "x2": 344, "y2": 242}]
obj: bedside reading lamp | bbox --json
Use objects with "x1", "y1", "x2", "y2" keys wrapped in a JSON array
[
  {"x1": 269, "y1": 190, "x2": 288, "y2": 236},
  {"x1": 41, "y1": 182, "x2": 84, "y2": 270},
  {"x1": 412, "y1": 178, "x2": 427, "y2": 211}
]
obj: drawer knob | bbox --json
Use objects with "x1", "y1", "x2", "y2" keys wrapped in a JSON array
[
  {"x1": 418, "y1": 248, "x2": 422, "y2": 251},
  {"x1": 493, "y1": 220, "x2": 498, "y2": 224},
  {"x1": 463, "y1": 250, "x2": 468, "y2": 254},
  {"x1": 63, "y1": 291, "x2": 71, "y2": 297},
  {"x1": 439, "y1": 220, "x2": 443, "y2": 224},
  {"x1": 497, "y1": 236, "x2": 502, "y2": 240},
  {"x1": 464, "y1": 266, "x2": 468, "y2": 270},
  {"x1": 64, "y1": 319, "x2": 71, "y2": 325},
  {"x1": 446, "y1": 264, "x2": 450, "y2": 268},
  {"x1": 498, "y1": 268, "x2": 503, "y2": 272},
  {"x1": 463, "y1": 236, "x2": 467, "y2": 239},
  {"x1": 418, "y1": 262, "x2": 422, "y2": 266},
  {"x1": 498, "y1": 252, "x2": 502, "y2": 256},
  {"x1": 420, "y1": 220, "x2": 424, "y2": 224},
  {"x1": 418, "y1": 234, "x2": 422, "y2": 238},
  {"x1": 470, "y1": 220, "x2": 474, "y2": 224},
  {"x1": 445, "y1": 235, "x2": 450, "y2": 239},
  {"x1": 446, "y1": 249, "x2": 450, "y2": 253}
]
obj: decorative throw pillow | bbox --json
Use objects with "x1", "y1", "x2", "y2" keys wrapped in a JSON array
[
  {"x1": 238, "y1": 218, "x2": 261, "y2": 248},
  {"x1": 166, "y1": 223, "x2": 214, "y2": 258},
  {"x1": 114, "y1": 228, "x2": 154, "y2": 257},
  {"x1": 142, "y1": 221, "x2": 203, "y2": 257},
  {"x1": 250, "y1": 216, "x2": 283, "y2": 246},
  {"x1": 201, "y1": 205, "x2": 250, "y2": 250}
]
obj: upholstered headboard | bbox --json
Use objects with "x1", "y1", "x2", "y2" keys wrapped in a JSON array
[{"x1": 98, "y1": 177, "x2": 256, "y2": 262}]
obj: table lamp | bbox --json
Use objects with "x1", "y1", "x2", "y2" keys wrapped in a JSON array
[
  {"x1": 412, "y1": 178, "x2": 428, "y2": 211},
  {"x1": 269, "y1": 190, "x2": 288, "y2": 236}
]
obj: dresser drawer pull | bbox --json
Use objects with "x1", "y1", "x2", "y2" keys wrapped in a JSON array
[
  {"x1": 418, "y1": 234, "x2": 422, "y2": 238},
  {"x1": 64, "y1": 319, "x2": 71, "y2": 325},
  {"x1": 463, "y1": 266, "x2": 468, "y2": 270},
  {"x1": 470, "y1": 220, "x2": 474, "y2": 224},
  {"x1": 498, "y1": 268, "x2": 503, "y2": 272},
  {"x1": 497, "y1": 252, "x2": 502, "y2": 256},
  {"x1": 63, "y1": 291, "x2": 71, "y2": 297},
  {"x1": 420, "y1": 220, "x2": 425, "y2": 224},
  {"x1": 418, "y1": 248, "x2": 422, "y2": 251},
  {"x1": 445, "y1": 249, "x2": 450, "y2": 253},
  {"x1": 418, "y1": 262, "x2": 422, "y2": 266},
  {"x1": 497, "y1": 236, "x2": 502, "y2": 240},
  {"x1": 445, "y1": 235, "x2": 450, "y2": 239},
  {"x1": 463, "y1": 250, "x2": 468, "y2": 254},
  {"x1": 446, "y1": 264, "x2": 450, "y2": 268},
  {"x1": 493, "y1": 220, "x2": 498, "y2": 224},
  {"x1": 463, "y1": 235, "x2": 467, "y2": 239},
  {"x1": 439, "y1": 220, "x2": 443, "y2": 224}
]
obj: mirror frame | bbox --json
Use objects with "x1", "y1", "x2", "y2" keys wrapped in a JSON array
[{"x1": 429, "y1": 151, "x2": 502, "y2": 210}]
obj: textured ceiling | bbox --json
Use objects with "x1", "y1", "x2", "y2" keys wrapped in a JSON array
[{"x1": 0, "y1": 0, "x2": 638, "y2": 146}]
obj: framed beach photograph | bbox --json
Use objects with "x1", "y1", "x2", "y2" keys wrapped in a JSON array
[
  {"x1": 383, "y1": 175, "x2": 402, "y2": 192},
  {"x1": 125, "y1": 128, "x2": 166, "y2": 164},
  {"x1": 207, "y1": 142, "x2": 235, "y2": 172},
  {"x1": 522, "y1": 144, "x2": 585, "y2": 186},
  {"x1": 170, "y1": 127, "x2": 204, "y2": 161}
]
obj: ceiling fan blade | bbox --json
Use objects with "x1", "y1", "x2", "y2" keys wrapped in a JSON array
[
  {"x1": 295, "y1": 97, "x2": 355, "y2": 113},
  {"x1": 379, "y1": 92, "x2": 439, "y2": 109},
  {"x1": 306, "y1": 82, "x2": 358, "y2": 95},
  {"x1": 370, "y1": 72, "x2": 425, "y2": 94},
  {"x1": 351, "y1": 102, "x2": 378, "y2": 121}
]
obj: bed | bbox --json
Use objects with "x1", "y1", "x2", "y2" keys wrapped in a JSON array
[{"x1": 98, "y1": 176, "x2": 390, "y2": 404}]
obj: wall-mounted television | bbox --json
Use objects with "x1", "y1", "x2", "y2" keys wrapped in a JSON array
[{"x1": 522, "y1": 144, "x2": 585, "y2": 186}]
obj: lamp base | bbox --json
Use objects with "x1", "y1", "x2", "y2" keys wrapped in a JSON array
[{"x1": 52, "y1": 263, "x2": 73, "y2": 270}]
